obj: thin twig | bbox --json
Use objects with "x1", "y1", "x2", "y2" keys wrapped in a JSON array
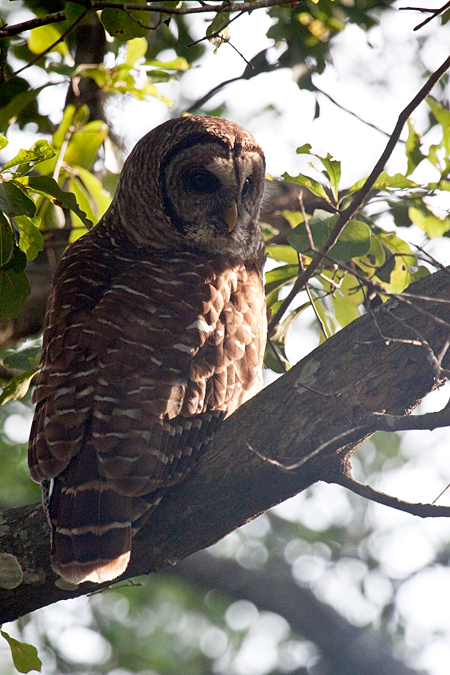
[
  {"x1": 268, "y1": 52, "x2": 450, "y2": 337},
  {"x1": 5, "y1": 9, "x2": 89, "y2": 82},
  {"x1": 337, "y1": 470, "x2": 450, "y2": 517}
]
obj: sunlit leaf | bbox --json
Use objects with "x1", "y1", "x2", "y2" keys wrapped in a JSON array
[
  {"x1": 427, "y1": 95, "x2": 450, "y2": 154},
  {"x1": 283, "y1": 171, "x2": 329, "y2": 200},
  {"x1": 2, "y1": 140, "x2": 55, "y2": 174},
  {"x1": 280, "y1": 210, "x2": 303, "y2": 228},
  {"x1": 405, "y1": 119, "x2": 425, "y2": 177},
  {"x1": 349, "y1": 171, "x2": 418, "y2": 192},
  {"x1": 320, "y1": 155, "x2": 341, "y2": 202},
  {"x1": 52, "y1": 104, "x2": 76, "y2": 149},
  {"x1": 0, "y1": 369, "x2": 39, "y2": 405},
  {"x1": 265, "y1": 264, "x2": 299, "y2": 300},
  {"x1": 0, "y1": 629, "x2": 42, "y2": 673},
  {"x1": 408, "y1": 204, "x2": 450, "y2": 238},
  {"x1": 266, "y1": 245, "x2": 300, "y2": 265},
  {"x1": 0, "y1": 135, "x2": 8, "y2": 150},
  {"x1": 328, "y1": 272, "x2": 364, "y2": 327},
  {"x1": 125, "y1": 37, "x2": 148, "y2": 66},
  {"x1": 63, "y1": 120, "x2": 109, "y2": 170},
  {"x1": 146, "y1": 57, "x2": 189, "y2": 71},
  {"x1": 14, "y1": 215, "x2": 44, "y2": 260},
  {"x1": 28, "y1": 24, "x2": 69, "y2": 58}
]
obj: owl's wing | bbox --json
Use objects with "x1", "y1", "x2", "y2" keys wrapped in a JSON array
[{"x1": 28, "y1": 242, "x2": 265, "y2": 584}]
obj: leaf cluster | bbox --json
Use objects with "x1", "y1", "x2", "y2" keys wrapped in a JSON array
[{"x1": 264, "y1": 97, "x2": 450, "y2": 371}]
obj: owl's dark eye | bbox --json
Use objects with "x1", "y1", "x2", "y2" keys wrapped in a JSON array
[
  {"x1": 241, "y1": 175, "x2": 253, "y2": 197},
  {"x1": 184, "y1": 170, "x2": 221, "y2": 194}
]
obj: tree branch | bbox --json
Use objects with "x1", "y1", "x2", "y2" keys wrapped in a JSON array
[
  {"x1": 0, "y1": 0, "x2": 294, "y2": 39},
  {"x1": 268, "y1": 52, "x2": 450, "y2": 335},
  {"x1": 2, "y1": 266, "x2": 450, "y2": 622}
]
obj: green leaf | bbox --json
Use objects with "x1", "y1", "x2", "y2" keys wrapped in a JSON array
[
  {"x1": 0, "y1": 246, "x2": 31, "y2": 320},
  {"x1": 64, "y1": 1, "x2": 88, "y2": 22},
  {"x1": 72, "y1": 165, "x2": 112, "y2": 219},
  {"x1": 0, "y1": 85, "x2": 52, "y2": 133},
  {"x1": 14, "y1": 215, "x2": 44, "y2": 260},
  {"x1": 2, "y1": 140, "x2": 55, "y2": 173},
  {"x1": 3, "y1": 345, "x2": 41, "y2": 370},
  {"x1": 288, "y1": 210, "x2": 371, "y2": 263},
  {"x1": 405, "y1": 119, "x2": 425, "y2": 176},
  {"x1": 296, "y1": 144, "x2": 313, "y2": 155},
  {"x1": 206, "y1": 11, "x2": 230, "y2": 40},
  {"x1": 0, "y1": 135, "x2": 8, "y2": 150},
  {"x1": 52, "y1": 104, "x2": 76, "y2": 149},
  {"x1": 146, "y1": 57, "x2": 189, "y2": 71},
  {"x1": 266, "y1": 245, "x2": 300, "y2": 265},
  {"x1": 18, "y1": 176, "x2": 93, "y2": 229},
  {"x1": 1, "y1": 629, "x2": 42, "y2": 673},
  {"x1": 350, "y1": 171, "x2": 418, "y2": 192},
  {"x1": 283, "y1": 171, "x2": 329, "y2": 200},
  {"x1": 265, "y1": 264, "x2": 299, "y2": 299},
  {"x1": 28, "y1": 24, "x2": 69, "y2": 58},
  {"x1": 63, "y1": 120, "x2": 109, "y2": 170},
  {"x1": 264, "y1": 340, "x2": 290, "y2": 373},
  {"x1": 0, "y1": 181, "x2": 36, "y2": 217},
  {"x1": 0, "y1": 369, "x2": 38, "y2": 405},
  {"x1": 101, "y1": 0, "x2": 152, "y2": 41},
  {"x1": 378, "y1": 231, "x2": 415, "y2": 293},
  {"x1": 427, "y1": 95, "x2": 450, "y2": 154},
  {"x1": 0, "y1": 212, "x2": 14, "y2": 266},
  {"x1": 409, "y1": 204, "x2": 450, "y2": 238},
  {"x1": 320, "y1": 155, "x2": 341, "y2": 202},
  {"x1": 124, "y1": 37, "x2": 148, "y2": 66},
  {"x1": 280, "y1": 210, "x2": 302, "y2": 228},
  {"x1": 328, "y1": 272, "x2": 364, "y2": 327}
]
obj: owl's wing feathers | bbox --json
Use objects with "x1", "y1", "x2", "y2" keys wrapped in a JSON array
[{"x1": 29, "y1": 239, "x2": 265, "y2": 584}]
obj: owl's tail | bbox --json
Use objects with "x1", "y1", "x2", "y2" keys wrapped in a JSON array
[{"x1": 47, "y1": 442, "x2": 133, "y2": 586}]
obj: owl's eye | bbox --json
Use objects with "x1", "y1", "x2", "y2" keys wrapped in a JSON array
[
  {"x1": 241, "y1": 175, "x2": 253, "y2": 197},
  {"x1": 184, "y1": 170, "x2": 221, "y2": 194}
]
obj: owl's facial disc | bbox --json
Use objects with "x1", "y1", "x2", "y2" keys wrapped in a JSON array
[{"x1": 162, "y1": 140, "x2": 265, "y2": 257}]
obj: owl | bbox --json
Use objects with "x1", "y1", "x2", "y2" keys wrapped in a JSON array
[{"x1": 28, "y1": 116, "x2": 267, "y2": 585}]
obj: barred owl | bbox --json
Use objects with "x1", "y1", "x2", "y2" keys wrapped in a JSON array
[{"x1": 28, "y1": 116, "x2": 267, "y2": 585}]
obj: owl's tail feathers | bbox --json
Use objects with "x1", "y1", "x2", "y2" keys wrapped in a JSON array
[
  {"x1": 50, "y1": 526, "x2": 132, "y2": 586},
  {"x1": 47, "y1": 465, "x2": 134, "y2": 586}
]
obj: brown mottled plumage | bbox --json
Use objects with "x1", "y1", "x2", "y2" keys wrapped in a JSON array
[{"x1": 28, "y1": 116, "x2": 266, "y2": 585}]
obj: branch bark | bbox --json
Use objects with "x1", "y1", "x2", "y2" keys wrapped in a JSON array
[{"x1": 1, "y1": 266, "x2": 450, "y2": 623}]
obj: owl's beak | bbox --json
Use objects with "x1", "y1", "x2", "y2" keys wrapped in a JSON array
[{"x1": 223, "y1": 201, "x2": 238, "y2": 232}]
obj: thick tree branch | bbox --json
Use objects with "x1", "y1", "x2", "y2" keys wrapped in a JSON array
[
  {"x1": 1, "y1": 267, "x2": 450, "y2": 622},
  {"x1": 0, "y1": 0, "x2": 293, "y2": 39}
]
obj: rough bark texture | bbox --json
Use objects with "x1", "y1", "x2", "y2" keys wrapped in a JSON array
[{"x1": 0, "y1": 267, "x2": 449, "y2": 623}]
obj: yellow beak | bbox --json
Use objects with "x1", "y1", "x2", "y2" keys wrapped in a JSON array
[{"x1": 223, "y1": 201, "x2": 238, "y2": 232}]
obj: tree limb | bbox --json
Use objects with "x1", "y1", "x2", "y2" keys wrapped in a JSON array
[{"x1": 1, "y1": 266, "x2": 450, "y2": 622}]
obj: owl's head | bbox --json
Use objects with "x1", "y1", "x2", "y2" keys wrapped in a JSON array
[{"x1": 110, "y1": 116, "x2": 266, "y2": 260}]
